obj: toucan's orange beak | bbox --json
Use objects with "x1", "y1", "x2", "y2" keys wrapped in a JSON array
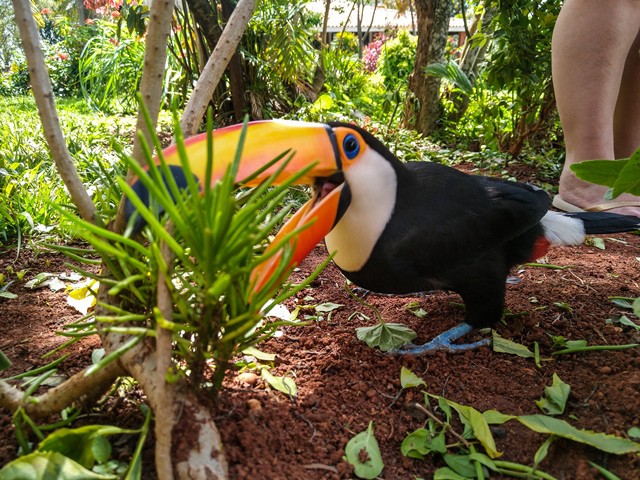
[{"x1": 126, "y1": 120, "x2": 348, "y2": 296}]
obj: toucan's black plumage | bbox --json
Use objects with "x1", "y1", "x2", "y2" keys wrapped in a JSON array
[{"x1": 319, "y1": 123, "x2": 639, "y2": 353}]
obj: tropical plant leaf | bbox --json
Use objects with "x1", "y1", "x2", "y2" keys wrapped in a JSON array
[
  {"x1": 570, "y1": 159, "x2": 626, "y2": 190},
  {"x1": 260, "y1": 368, "x2": 297, "y2": 398},
  {"x1": 535, "y1": 373, "x2": 570, "y2": 415},
  {"x1": 612, "y1": 149, "x2": 640, "y2": 197},
  {"x1": 492, "y1": 332, "x2": 534, "y2": 358},
  {"x1": 517, "y1": 415, "x2": 640, "y2": 454},
  {"x1": 400, "y1": 366, "x2": 426, "y2": 389},
  {"x1": 356, "y1": 322, "x2": 417, "y2": 352},
  {"x1": 38, "y1": 424, "x2": 138, "y2": 469},
  {"x1": 344, "y1": 422, "x2": 384, "y2": 479},
  {"x1": 0, "y1": 451, "x2": 115, "y2": 480},
  {"x1": 401, "y1": 429, "x2": 446, "y2": 459},
  {"x1": 440, "y1": 398, "x2": 502, "y2": 459},
  {"x1": 433, "y1": 467, "x2": 469, "y2": 480},
  {"x1": 443, "y1": 453, "x2": 477, "y2": 478}
]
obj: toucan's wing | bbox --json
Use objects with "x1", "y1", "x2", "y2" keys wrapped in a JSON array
[{"x1": 387, "y1": 162, "x2": 550, "y2": 267}]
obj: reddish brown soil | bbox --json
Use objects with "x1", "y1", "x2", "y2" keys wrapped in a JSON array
[{"x1": 1, "y1": 192, "x2": 640, "y2": 479}]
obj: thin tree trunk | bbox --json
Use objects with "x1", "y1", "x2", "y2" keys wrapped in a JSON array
[
  {"x1": 12, "y1": 0, "x2": 98, "y2": 225},
  {"x1": 407, "y1": 0, "x2": 452, "y2": 135},
  {"x1": 181, "y1": 0, "x2": 256, "y2": 137},
  {"x1": 221, "y1": 0, "x2": 248, "y2": 121}
]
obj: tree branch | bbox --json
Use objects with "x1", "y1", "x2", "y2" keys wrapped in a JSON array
[
  {"x1": 11, "y1": 0, "x2": 99, "y2": 226},
  {"x1": 180, "y1": 0, "x2": 256, "y2": 136},
  {"x1": 131, "y1": 0, "x2": 176, "y2": 165},
  {"x1": 0, "y1": 360, "x2": 124, "y2": 418}
]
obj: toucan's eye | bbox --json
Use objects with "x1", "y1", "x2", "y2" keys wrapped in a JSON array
[{"x1": 343, "y1": 134, "x2": 360, "y2": 159}]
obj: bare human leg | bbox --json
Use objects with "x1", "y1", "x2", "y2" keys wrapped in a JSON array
[{"x1": 552, "y1": 0, "x2": 640, "y2": 217}]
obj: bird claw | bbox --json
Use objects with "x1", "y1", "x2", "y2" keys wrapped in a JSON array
[{"x1": 388, "y1": 323, "x2": 491, "y2": 355}]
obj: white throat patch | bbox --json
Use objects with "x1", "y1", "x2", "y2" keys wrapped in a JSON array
[{"x1": 325, "y1": 150, "x2": 397, "y2": 272}]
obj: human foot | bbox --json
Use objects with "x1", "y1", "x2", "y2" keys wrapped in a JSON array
[{"x1": 557, "y1": 167, "x2": 640, "y2": 217}]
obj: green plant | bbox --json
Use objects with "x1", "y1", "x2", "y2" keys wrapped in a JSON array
[
  {"x1": 0, "y1": 96, "x2": 132, "y2": 244},
  {"x1": 400, "y1": 368, "x2": 640, "y2": 479},
  {"x1": 0, "y1": 407, "x2": 151, "y2": 479},
  {"x1": 344, "y1": 421, "x2": 384, "y2": 479},
  {"x1": 241, "y1": 0, "x2": 317, "y2": 118},
  {"x1": 57, "y1": 115, "x2": 325, "y2": 392},
  {"x1": 78, "y1": 21, "x2": 145, "y2": 113},
  {"x1": 377, "y1": 29, "x2": 417, "y2": 90}
]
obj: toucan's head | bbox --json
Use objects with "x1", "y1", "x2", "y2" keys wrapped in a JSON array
[{"x1": 125, "y1": 120, "x2": 388, "y2": 292}]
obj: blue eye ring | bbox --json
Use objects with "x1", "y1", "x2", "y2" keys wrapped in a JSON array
[{"x1": 343, "y1": 134, "x2": 360, "y2": 160}]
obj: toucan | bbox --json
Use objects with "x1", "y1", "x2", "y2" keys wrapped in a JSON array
[{"x1": 125, "y1": 120, "x2": 640, "y2": 354}]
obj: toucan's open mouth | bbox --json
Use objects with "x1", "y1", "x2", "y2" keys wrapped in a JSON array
[{"x1": 314, "y1": 172, "x2": 345, "y2": 204}]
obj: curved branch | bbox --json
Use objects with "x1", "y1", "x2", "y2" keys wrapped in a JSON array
[
  {"x1": 180, "y1": 0, "x2": 256, "y2": 137},
  {"x1": 131, "y1": 0, "x2": 176, "y2": 164},
  {"x1": 0, "y1": 360, "x2": 124, "y2": 418}
]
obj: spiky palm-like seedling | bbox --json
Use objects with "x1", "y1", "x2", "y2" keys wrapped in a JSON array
[{"x1": 59, "y1": 115, "x2": 325, "y2": 393}]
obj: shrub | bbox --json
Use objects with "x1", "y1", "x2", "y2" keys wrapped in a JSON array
[{"x1": 377, "y1": 29, "x2": 417, "y2": 89}]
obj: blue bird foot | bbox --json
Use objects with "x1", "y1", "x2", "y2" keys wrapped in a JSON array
[{"x1": 389, "y1": 323, "x2": 491, "y2": 355}]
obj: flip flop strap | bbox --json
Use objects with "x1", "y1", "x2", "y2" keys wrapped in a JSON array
[{"x1": 589, "y1": 200, "x2": 640, "y2": 212}]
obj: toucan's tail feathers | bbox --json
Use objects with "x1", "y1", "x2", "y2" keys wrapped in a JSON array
[
  {"x1": 563, "y1": 211, "x2": 640, "y2": 235},
  {"x1": 541, "y1": 211, "x2": 585, "y2": 245}
]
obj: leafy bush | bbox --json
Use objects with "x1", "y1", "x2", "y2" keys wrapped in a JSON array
[
  {"x1": 0, "y1": 96, "x2": 136, "y2": 243},
  {"x1": 78, "y1": 21, "x2": 145, "y2": 113},
  {"x1": 332, "y1": 31, "x2": 359, "y2": 55},
  {"x1": 0, "y1": 10, "x2": 103, "y2": 99},
  {"x1": 377, "y1": 29, "x2": 417, "y2": 89}
]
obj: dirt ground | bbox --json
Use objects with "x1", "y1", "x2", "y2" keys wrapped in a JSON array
[{"x1": 1, "y1": 169, "x2": 639, "y2": 478}]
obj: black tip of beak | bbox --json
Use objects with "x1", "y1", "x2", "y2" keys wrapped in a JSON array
[{"x1": 124, "y1": 165, "x2": 196, "y2": 235}]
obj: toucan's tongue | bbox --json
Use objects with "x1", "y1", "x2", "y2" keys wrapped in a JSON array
[
  {"x1": 321, "y1": 181, "x2": 339, "y2": 199},
  {"x1": 317, "y1": 173, "x2": 345, "y2": 201}
]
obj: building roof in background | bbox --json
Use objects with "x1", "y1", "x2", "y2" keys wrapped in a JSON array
[{"x1": 305, "y1": 2, "x2": 466, "y2": 34}]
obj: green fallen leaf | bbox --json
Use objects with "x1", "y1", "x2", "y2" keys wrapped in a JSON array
[
  {"x1": 38, "y1": 424, "x2": 138, "y2": 470},
  {"x1": 586, "y1": 237, "x2": 606, "y2": 250},
  {"x1": 0, "y1": 349, "x2": 11, "y2": 370},
  {"x1": 401, "y1": 429, "x2": 446, "y2": 459},
  {"x1": 315, "y1": 302, "x2": 343, "y2": 313},
  {"x1": 400, "y1": 366, "x2": 426, "y2": 389},
  {"x1": 344, "y1": 421, "x2": 384, "y2": 479},
  {"x1": 242, "y1": 346, "x2": 276, "y2": 361},
  {"x1": 0, "y1": 451, "x2": 115, "y2": 479},
  {"x1": 634, "y1": 297, "x2": 640, "y2": 318},
  {"x1": 616, "y1": 315, "x2": 640, "y2": 331},
  {"x1": 439, "y1": 397, "x2": 501, "y2": 459},
  {"x1": 628, "y1": 426, "x2": 640, "y2": 440},
  {"x1": 517, "y1": 415, "x2": 640, "y2": 455},
  {"x1": 443, "y1": 453, "x2": 477, "y2": 478},
  {"x1": 433, "y1": 466, "x2": 469, "y2": 480},
  {"x1": 356, "y1": 322, "x2": 417, "y2": 352},
  {"x1": 0, "y1": 280, "x2": 17, "y2": 299},
  {"x1": 609, "y1": 296, "x2": 635, "y2": 309},
  {"x1": 492, "y1": 332, "x2": 534, "y2": 358},
  {"x1": 536, "y1": 373, "x2": 570, "y2": 416},
  {"x1": 533, "y1": 435, "x2": 555, "y2": 467},
  {"x1": 260, "y1": 368, "x2": 297, "y2": 398}
]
